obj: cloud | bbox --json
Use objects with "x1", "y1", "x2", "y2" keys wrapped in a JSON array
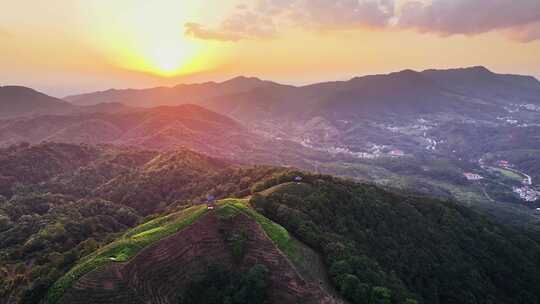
[
  {"x1": 185, "y1": 0, "x2": 394, "y2": 41},
  {"x1": 397, "y1": 0, "x2": 540, "y2": 41},
  {"x1": 221, "y1": 11, "x2": 277, "y2": 39},
  {"x1": 186, "y1": 0, "x2": 540, "y2": 43},
  {"x1": 184, "y1": 22, "x2": 244, "y2": 42},
  {"x1": 185, "y1": 10, "x2": 277, "y2": 42},
  {"x1": 284, "y1": 0, "x2": 395, "y2": 30},
  {"x1": 503, "y1": 22, "x2": 540, "y2": 43}
]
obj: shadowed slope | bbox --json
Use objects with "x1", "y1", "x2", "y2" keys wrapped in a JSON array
[{"x1": 56, "y1": 207, "x2": 336, "y2": 304}]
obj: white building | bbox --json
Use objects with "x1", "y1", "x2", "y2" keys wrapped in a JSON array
[
  {"x1": 389, "y1": 149, "x2": 405, "y2": 157},
  {"x1": 464, "y1": 172, "x2": 484, "y2": 181}
]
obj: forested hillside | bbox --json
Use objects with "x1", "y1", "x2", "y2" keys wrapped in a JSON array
[
  {"x1": 1, "y1": 143, "x2": 540, "y2": 304},
  {"x1": 0, "y1": 143, "x2": 284, "y2": 303},
  {"x1": 251, "y1": 175, "x2": 540, "y2": 304}
]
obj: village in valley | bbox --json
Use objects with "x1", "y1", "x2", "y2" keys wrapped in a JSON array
[
  {"x1": 257, "y1": 113, "x2": 540, "y2": 212},
  {"x1": 513, "y1": 186, "x2": 540, "y2": 203},
  {"x1": 472, "y1": 158, "x2": 540, "y2": 204}
]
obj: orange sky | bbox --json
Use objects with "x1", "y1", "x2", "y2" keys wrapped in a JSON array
[{"x1": 1, "y1": 0, "x2": 539, "y2": 96}]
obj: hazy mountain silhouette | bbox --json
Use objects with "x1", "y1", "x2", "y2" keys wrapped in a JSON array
[
  {"x1": 0, "y1": 86, "x2": 76, "y2": 119},
  {"x1": 64, "y1": 76, "x2": 285, "y2": 107},
  {"x1": 0, "y1": 86, "x2": 135, "y2": 119},
  {"x1": 63, "y1": 67, "x2": 540, "y2": 122}
]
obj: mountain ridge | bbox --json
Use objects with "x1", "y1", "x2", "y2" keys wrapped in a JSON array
[
  {"x1": 0, "y1": 86, "x2": 134, "y2": 120},
  {"x1": 59, "y1": 67, "x2": 540, "y2": 124},
  {"x1": 0, "y1": 86, "x2": 76, "y2": 119},
  {"x1": 63, "y1": 66, "x2": 540, "y2": 105},
  {"x1": 6, "y1": 66, "x2": 539, "y2": 122}
]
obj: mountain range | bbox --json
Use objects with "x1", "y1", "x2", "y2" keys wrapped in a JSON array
[
  {"x1": 3, "y1": 67, "x2": 540, "y2": 222},
  {"x1": 63, "y1": 66, "x2": 540, "y2": 122},
  {"x1": 2, "y1": 67, "x2": 540, "y2": 304}
]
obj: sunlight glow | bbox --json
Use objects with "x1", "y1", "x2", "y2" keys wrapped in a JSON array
[
  {"x1": 85, "y1": 0, "x2": 216, "y2": 77},
  {"x1": 118, "y1": 17, "x2": 207, "y2": 77},
  {"x1": 142, "y1": 38, "x2": 201, "y2": 76}
]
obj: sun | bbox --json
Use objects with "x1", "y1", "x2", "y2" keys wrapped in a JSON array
[
  {"x1": 146, "y1": 40, "x2": 196, "y2": 76},
  {"x1": 109, "y1": 34, "x2": 209, "y2": 77},
  {"x1": 94, "y1": 1, "x2": 212, "y2": 78},
  {"x1": 83, "y1": 0, "x2": 235, "y2": 78}
]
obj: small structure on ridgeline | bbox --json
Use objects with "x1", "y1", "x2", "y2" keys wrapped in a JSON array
[
  {"x1": 206, "y1": 195, "x2": 216, "y2": 210},
  {"x1": 294, "y1": 176, "x2": 303, "y2": 183}
]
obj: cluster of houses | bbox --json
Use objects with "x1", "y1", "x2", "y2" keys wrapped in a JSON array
[
  {"x1": 298, "y1": 137, "x2": 408, "y2": 160},
  {"x1": 506, "y1": 103, "x2": 540, "y2": 113},
  {"x1": 470, "y1": 158, "x2": 540, "y2": 205},
  {"x1": 463, "y1": 172, "x2": 484, "y2": 181},
  {"x1": 496, "y1": 116, "x2": 519, "y2": 125},
  {"x1": 498, "y1": 160, "x2": 511, "y2": 168},
  {"x1": 513, "y1": 186, "x2": 540, "y2": 202},
  {"x1": 389, "y1": 149, "x2": 405, "y2": 157}
]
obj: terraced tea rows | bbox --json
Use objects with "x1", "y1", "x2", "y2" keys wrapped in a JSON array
[
  {"x1": 46, "y1": 205, "x2": 208, "y2": 304},
  {"x1": 50, "y1": 199, "x2": 340, "y2": 304},
  {"x1": 121, "y1": 213, "x2": 234, "y2": 303},
  {"x1": 59, "y1": 264, "x2": 144, "y2": 304}
]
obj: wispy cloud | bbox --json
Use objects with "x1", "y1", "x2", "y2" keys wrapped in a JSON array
[
  {"x1": 398, "y1": 0, "x2": 540, "y2": 42},
  {"x1": 185, "y1": 0, "x2": 393, "y2": 42},
  {"x1": 503, "y1": 22, "x2": 540, "y2": 43},
  {"x1": 185, "y1": 8, "x2": 277, "y2": 42},
  {"x1": 186, "y1": 0, "x2": 540, "y2": 43},
  {"x1": 185, "y1": 23, "x2": 244, "y2": 42}
]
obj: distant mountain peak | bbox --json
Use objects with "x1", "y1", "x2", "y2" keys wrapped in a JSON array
[
  {"x1": 349, "y1": 69, "x2": 425, "y2": 83},
  {"x1": 222, "y1": 75, "x2": 264, "y2": 85},
  {"x1": 422, "y1": 66, "x2": 494, "y2": 76},
  {"x1": 390, "y1": 69, "x2": 424, "y2": 78},
  {"x1": 229, "y1": 75, "x2": 259, "y2": 81},
  {"x1": 0, "y1": 85, "x2": 43, "y2": 96},
  {"x1": 459, "y1": 66, "x2": 497, "y2": 77},
  {"x1": 395, "y1": 69, "x2": 419, "y2": 74},
  {"x1": 467, "y1": 66, "x2": 492, "y2": 73},
  {"x1": 0, "y1": 86, "x2": 74, "y2": 104},
  {"x1": 0, "y1": 85, "x2": 75, "y2": 119}
]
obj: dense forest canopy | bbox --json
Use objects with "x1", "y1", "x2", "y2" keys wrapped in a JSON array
[
  {"x1": 0, "y1": 142, "x2": 539, "y2": 304},
  {"x1": 0, "y1": 143, "x2": 283, "y2": 303},
  {"x1": 251, "y1": 175, "x2": 540, "y2": 304}
]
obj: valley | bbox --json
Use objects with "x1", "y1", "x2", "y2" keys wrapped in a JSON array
[{"x1": 2, "y1": 68, "x2": 540, "y2": 231}]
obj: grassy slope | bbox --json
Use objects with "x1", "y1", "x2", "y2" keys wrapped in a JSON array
[
  {"x1": 48, "y1": 198, "x2": 337, "y2": 304},
  {"x1": 46, "y1": 205, "x2": 208, "y2": 304},
  {"x1": 218, "y1": 198, "x2": 300, "y2": 259},
  {"x1": 218, "y1": 199, "x2": 341, "y2": 300}
]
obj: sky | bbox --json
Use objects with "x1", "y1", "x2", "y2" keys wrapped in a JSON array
[{"x1": 1, "y1": 0, "x2": 540, "y2": 97}]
